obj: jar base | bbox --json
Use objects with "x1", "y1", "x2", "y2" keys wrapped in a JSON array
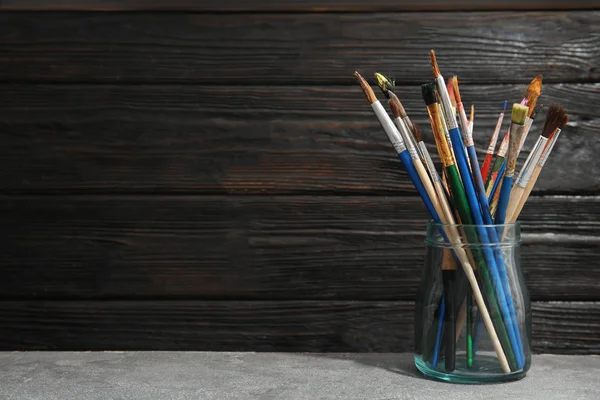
[{"x1": 414, "y1": 354, "x2": 526, "y2": 384}]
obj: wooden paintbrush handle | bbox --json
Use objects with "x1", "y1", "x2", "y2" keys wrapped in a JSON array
[
  {"x1": 506, "y1": 185, "x2": 526, "y2": 224},
  {"x1": 511, "y1": 166, "x2": 542, "y2": 222}
]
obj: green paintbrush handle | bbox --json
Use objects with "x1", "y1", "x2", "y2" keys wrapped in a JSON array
[{"x1": 445, "y1": 165, "x2": 518, "y2": 370}]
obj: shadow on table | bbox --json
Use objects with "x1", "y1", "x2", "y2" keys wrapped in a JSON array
[{"x1": 295, "y1": 353, "x2": 426, "y2": 380}]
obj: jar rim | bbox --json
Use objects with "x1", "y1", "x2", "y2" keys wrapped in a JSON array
[
  {"x1": 424, "y1": 220, "x2": 522, "y2": 247},
  {"x1": 426, "y1": 221, "x2": 521, "y2": 229}
]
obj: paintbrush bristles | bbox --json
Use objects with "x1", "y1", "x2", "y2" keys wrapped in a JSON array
[
  {"x1": 354, "y1": 71, "x2": 377, "y2": 104},
  {"x1": 374, "y1": 72, "x2": 394, "y2": 99},
  {"x1": 429, "y1": 50, "x2": 441, "y2": 77},
  {"x1": 451, "y1": 76, "x2": 462, "y2": 104},
  {"x1": 511, "y1": 104, "x2": 528, "y2": 125},
  {"x1": 388, "y1": 92, "x2": 404, "y2": 119},
  {"x1": 541, "y1": 104, "x2": 569, "y2": 138},
  {"x1": 524, "y1": 75, "x2": 543, "y2": 116},
  {"x1": 388, "y1": 90, "x2": 407, "y2": 118},
  {"x1": 422, "y1": 83, "x2": 438, "y2": 106},
  {"x1": 413, "y1": 122, "x2": 423, "y2": 143},
  {"x1": 470, "y1": 105, "x2": 475, "y2": 123}
]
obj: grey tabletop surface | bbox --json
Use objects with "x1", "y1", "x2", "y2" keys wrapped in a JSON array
[{"x1": 0, "y1": 352, "x2": 598, "y2": 399}]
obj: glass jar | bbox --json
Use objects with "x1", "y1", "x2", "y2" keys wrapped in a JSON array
[{"x1": 414, "y1": 222, "x2": 531, "y2": 383}]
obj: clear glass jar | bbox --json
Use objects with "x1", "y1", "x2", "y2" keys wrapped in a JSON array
[{"x1": 414, "y1": 222, "x2": 531, "y2": 383}]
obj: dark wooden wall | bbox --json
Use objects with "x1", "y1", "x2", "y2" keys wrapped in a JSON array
[{"x1": 0, "y1": 1, "x2": 599, "y2": 353}]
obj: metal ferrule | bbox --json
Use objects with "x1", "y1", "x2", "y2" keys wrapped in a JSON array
[
  {"x1": 538, "y1": 129, "x2": 562, "y2": 167},
  {"x1": 394, "y1": 117, "x2": 419, "y2": 160},
  {"x1": 420, "y1": 142, "x2": 441, "y2": 183},
  {"x1": 498, "y1": 130, "x2": 510, "y2": 157},
  {"x1": 457, "y1": 103, "x2": 473, "y2": 147},
  {"x1": 403, "y1": 116, "x2": 414, "y2": 133},
  {"x1": 515, "y1": 136, "x2": 548, "y2": 187},
  {"x1": 435, "y1": 75, "x2": 458, "y2": 130},
  {"x1": 519, "y1": 117, "x2": 534, "y2": 150},
  {"x1": 371, "y1": 101, "x2": 407, "y2": 154},
  {"x1": 437, "y1": 103, "x2": 452, "y2": 147}
]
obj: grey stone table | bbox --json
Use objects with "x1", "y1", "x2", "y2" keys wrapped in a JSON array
[{"x1": 1, "y1": 352, "x2": 599, "y2": 399}]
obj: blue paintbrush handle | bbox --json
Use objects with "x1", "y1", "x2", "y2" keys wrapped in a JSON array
[
  {"x1": 397, "y1": 150, "x2": 441, "y2": 224},
  {"x1": 489, "y1": 160, "x2": 506, "y2": 202},
  {"x1": 467, "y1": 145, "x2": 493, "y2": 224},
  {"x1": 468, "y1": 146, "x2": 524, "y2": 366},
  {"x1": 449, "y1": 127, "x2": 524, "y2": 369},
  {"x1": 397, "y1": 149, "x2": 448, "y2": 366},
  {"x1": 495, "y1": 175, "x2": 513, "y2": 225}
]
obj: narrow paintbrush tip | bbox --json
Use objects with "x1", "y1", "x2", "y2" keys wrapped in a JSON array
[
  {"x1": 503, "y1": 100, "x2": 508, "y2": 112},
  {"x1": 413, "y1": 122, "x2": 423, "y2": 142},
  {"x1": 429, "y1": 50, "x2": 441, "y2": 77},
  {"x1": 470, "y1": 104, "x2": 475, "y2": 123},
  {"x1": 354, "y1": 71, "x2": 377, "y2": 104},
  {"x1": 451, "y1": 75, "x2": 462, "y2": 104},
  {"x1": 374, "y1": 72, "x2": 394, "y2": 99},
  {"x1": 388, "y1": 90, "x2": 407, "y2": 118},
  {"x1": 421, "y1": 82, "x2": 438, "y2": 106},
  {"x1": 531, "y1": 104, "x2": 543, "y2": 119},
  {"x1": 541, "y1": 104, "x2": 568, "y2": 137},
  {"x1": 511, "y1": 104, "x2": 528, "y2": 125},
  {"x1": 387, "y1": 91, "x2": 403, "y2": 119}
]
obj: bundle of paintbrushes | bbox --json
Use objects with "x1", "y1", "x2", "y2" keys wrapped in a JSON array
[{"x1": 354, "y1": 51, "x2": 568, "y2": 378}]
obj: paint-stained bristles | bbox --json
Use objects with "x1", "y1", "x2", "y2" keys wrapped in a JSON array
[
  {"x1": 511, "y1": 104, "x2": 528, "y2": 125},
  {"x1": 388, "y1": 91, "x2": 404, "y2": 119},
  {"x1": 429, "y1": 50, "x2": 441, "y2": 77},
  {"x1": 422, "y1": 83, "x2": 438, "y2": 106},
  {"x1": 451, "y1": 76, "x2": 462, "y2": 104},
  {"x1": 541, "y1": 104, "x2": 569, "y2": 138},
  {"x1": 354, "y1": 71, "x2": 377, "y2": 104},
  {"x1": 470, "y1": 105, "x2": 475, "y2": 124},
  {"x1": 387, "y1": 90, "x2": 408, "y2": 118},
  {"x1": 413, "y1": 122, "x2": 423, "y2": 142},
  {"x1": 374, "y1": 72, "x2": 395, "y2": 99},
  {"x1": 524, "y1": 75, "x2": 543, "y2": 116}
]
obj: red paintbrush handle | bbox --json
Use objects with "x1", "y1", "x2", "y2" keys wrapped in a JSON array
[{"x1": 481, "y1": 153, "x2": 494, "y2": 183}]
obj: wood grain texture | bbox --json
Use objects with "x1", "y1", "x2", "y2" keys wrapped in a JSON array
[
  {"x1": 0, "y1": 12, "x2": 598, "y2": 84},
  {"x1": 2, "y1": 0, "x2": 599, "y2": 12},
  {"x1": 2, "y1": 195, "x2": 599, "y2": 300},
  {"x1": 0, "y1": 300, "x2": 597, "y2": 353},
  {"x1": 1, "y1": 84, "x2": 598, "y2": 194}
]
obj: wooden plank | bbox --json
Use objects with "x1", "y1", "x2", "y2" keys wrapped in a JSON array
[
  {"x1": 0, "y1": 12, "x2": 598, "y2": 84},
  {"x1": 2, "y1": 0, "x2": 599, "y2": 12},
  {"x1": 0, "y1": 300, "x2": 597, "y2": 353},
  {"x1": 1, "y1": 84, "x2": 598, "y2": 194},
  {"x1": 2, "y1": 195, "x2": 599, "y2": 300}
]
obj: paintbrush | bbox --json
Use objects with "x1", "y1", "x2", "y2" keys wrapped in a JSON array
[
  {"x1": 509, "y1": 106, "x2": 569, "y2": 222},
  {"x1": 452, "y1": 77, "x2": 525, "y2": 367},
  {"x1": 505, "y1": 106, "x2": 560, "y2": 222},
  {"x1": 431, "y1": 51, "x2": 524, "y2": 369},
  {"x1": 494, "y1": 104, "x2": 529, "y2": 225},
  {"x1": 354, "y1": 72, "x2": 443, "y2": 224},
  {"x1": 486, "y1": 132, "x2": 509, "y2": 198},
  {"x1": 481, "y1": 101, "x2": 508, "y2": 182},
  {"x1": 422, "y1": 82, "x2": 511, "y2": 373},
  {"x1": 517, "y1": 76, "x2": 543, "y2": 152}
]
